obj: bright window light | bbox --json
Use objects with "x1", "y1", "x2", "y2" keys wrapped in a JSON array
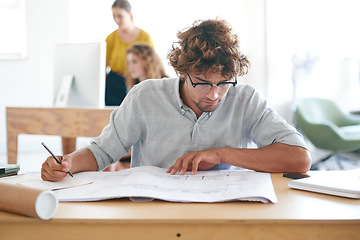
[{"x1": 0, "y1": 0, "x2": 27, "y2": 60}]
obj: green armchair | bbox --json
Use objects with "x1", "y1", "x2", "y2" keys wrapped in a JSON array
[{"x1": 295, "y1": 98, "x2": 360, "y2": 169}]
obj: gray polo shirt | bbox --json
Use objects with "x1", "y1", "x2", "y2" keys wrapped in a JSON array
[{"x1": 87, "y1": 77, "x2": 307, "y2": 170}]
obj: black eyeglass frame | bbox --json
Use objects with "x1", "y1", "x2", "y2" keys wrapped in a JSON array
[{"x1": 187, "y1": 74, "x2": 237, "y2": 93}]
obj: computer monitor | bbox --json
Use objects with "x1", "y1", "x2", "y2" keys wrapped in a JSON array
[{"x1": 53, "y1": 42, "x2": 106, "y2": 108}]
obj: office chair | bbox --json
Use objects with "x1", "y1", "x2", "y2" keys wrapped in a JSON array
[{"x1": 295, "y1": 98, "x2": 360, "y2": 169}]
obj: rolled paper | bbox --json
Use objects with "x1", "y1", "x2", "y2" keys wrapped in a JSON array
[{"x1": 0, "y1": 182, "x2": 58, "y2": 220}]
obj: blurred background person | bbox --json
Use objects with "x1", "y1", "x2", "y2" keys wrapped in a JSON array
[
  {"x1": 126, "y1": 43, "x2": 168, "y2": 89},
  {"x1": 105, "y1": 0, "x2": 154, "y2": 106}
]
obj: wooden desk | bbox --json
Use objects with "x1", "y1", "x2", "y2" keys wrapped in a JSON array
[
  {"x1": 6, "y1": 107, "x2": 113, "y2": 164},
  {"x1": 0, "y1": 174, "x2": 359, "y2": 240}
]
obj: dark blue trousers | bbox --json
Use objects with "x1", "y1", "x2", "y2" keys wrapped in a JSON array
[{"x1": 105, "y1": 71, "x2": 127, "y2": 106}]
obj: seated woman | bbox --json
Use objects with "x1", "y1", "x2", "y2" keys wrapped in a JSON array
[
  {"x1": 103, "y1": 43, "x2": 168, "y2": 171},
  {"x1": 126, "y1": 43, "x2": 168, "y2": 89}
]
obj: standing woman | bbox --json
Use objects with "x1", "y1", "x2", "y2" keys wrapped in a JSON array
[{"x1": 105, "y1": 0, "x2": 154, "y2": 106}]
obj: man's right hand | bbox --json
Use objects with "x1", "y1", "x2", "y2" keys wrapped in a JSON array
[{"x1": 41, "y1": 155, "x2": 72, "y2": 182}]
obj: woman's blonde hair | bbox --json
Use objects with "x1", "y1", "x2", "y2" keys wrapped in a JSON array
[{"x1": 126, "y1": 43, "x2": 168, "y2": 88}]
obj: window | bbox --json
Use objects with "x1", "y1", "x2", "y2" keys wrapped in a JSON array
[
  {"x1": 266, "y1": 0, "x2": 360, "y2": 118},
  {"x1": 0, "y1": 0, "x2": 26, "y2": 60}
]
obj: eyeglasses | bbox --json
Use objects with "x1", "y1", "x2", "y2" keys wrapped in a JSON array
[{"x1": 187, "y1": 74, "x2": 237, "y2": 93}]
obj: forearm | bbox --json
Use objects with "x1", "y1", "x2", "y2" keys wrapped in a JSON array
[
  {"x1": 220, "y1": 143, "x2": 311, "y2": 173},
  {"x1": 66, "y1": 148, "x2": 99, "y2": 173}
]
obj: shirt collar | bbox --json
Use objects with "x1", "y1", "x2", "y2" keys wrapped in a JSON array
[{"x1": 174, "y1": 78, "x2": 187, "y2": 115}]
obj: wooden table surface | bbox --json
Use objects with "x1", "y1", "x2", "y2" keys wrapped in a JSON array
[{"x1": 0, "y1": 173, "x2": 359, "y2": 240}]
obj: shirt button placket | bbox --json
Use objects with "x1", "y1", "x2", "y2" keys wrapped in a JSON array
[{"x1": 190, "y1": 121, "x2": 200, "y2": 151}]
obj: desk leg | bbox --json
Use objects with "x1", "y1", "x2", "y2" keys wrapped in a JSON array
[
  {"x1": 7, "y1": 132, "x2": 18, "y2": 164},
  {"x1": 62, "y1": 137, "x2": 76, "y2": 155}
]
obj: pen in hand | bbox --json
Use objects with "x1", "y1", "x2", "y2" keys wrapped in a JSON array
[{"x1": 41, "y1": 142, "x2": 73, "y2": 177}]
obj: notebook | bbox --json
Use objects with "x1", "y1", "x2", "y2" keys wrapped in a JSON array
[
  {"x1": 0, "y1": 163, "x2": 20, "y2": 178},
  {"x1": 288, "y1": 169, "x2": 360, "y2": 199}
]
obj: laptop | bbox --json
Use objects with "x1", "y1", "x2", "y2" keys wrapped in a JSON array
[{"x1": 288, "y1": 169, "x2": 360, "y2": 199}]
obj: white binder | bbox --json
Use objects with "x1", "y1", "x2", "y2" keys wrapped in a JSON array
[{"x1": 288, "y1": 169, "x2": 360, "y2": 199}]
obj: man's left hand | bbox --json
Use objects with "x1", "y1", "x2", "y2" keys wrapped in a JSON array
[{"x1": 166, "y1": 149, "x2": 222, "y2": 175}]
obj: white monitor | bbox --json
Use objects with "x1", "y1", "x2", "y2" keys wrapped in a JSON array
[{"x1": 53, "y1": 42, "x2": 106, "y2": 108}]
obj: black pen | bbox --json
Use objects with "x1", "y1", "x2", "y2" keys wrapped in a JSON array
[{"x1": 41, "y1": 142, "x2": 73, "y2": 177}]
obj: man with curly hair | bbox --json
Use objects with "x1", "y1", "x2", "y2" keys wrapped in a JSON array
[{"x1": 41, "y1": 19, "x2": 310, "y2": 181}]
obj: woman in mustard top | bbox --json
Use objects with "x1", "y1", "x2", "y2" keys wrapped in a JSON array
[{"x1": 105, "y1": 0, "x2": 154, "y2": 106}]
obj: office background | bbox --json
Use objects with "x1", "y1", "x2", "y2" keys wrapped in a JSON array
[{"x1": 0, "y1": 0, "x2": 359, "y2": 171}]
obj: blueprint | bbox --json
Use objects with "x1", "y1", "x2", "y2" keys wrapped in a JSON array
[{"x1": 54, "y1": 166, "x2": 278, "y2": 203}]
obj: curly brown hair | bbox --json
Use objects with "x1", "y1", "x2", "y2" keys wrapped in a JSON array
[
  {"x1": 168, "y1": 19, "x2": 250, "y2": 80},
  {"x1": 126, "y1": 43, "x2": 168, "y2": 88}
]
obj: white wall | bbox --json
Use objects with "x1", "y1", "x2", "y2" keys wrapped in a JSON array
[
  {"x1": 266, "y1": 0, "x2": 360, "y2": 122},
  {"x1": 0, "y1": 0, "x2": 69, "y2": 155},
  {"x1": 0, "y1": 0, "x2": 267, "y2": 157}
]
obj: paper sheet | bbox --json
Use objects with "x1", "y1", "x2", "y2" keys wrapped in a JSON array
[
  {"x1": 55, "y1": 166, "x2": 278, "y2": 203},
  {"x1": 0, "y1": 173, "x2": 92, "y2": 190}
]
